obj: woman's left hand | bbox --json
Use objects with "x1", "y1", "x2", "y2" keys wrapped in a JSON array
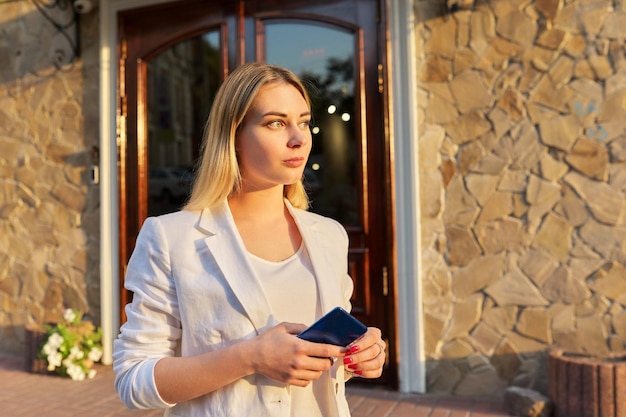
[{"x1": 342, "y1": 327, "x2": 385, "y2": 379}]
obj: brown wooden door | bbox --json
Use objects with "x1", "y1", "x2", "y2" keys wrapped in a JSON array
[{"x1": 118, "y1": 0, "x2": 396, "y2": 388}]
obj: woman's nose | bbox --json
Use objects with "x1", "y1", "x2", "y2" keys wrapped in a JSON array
[{"x1": 288, "y1": 126, "x2": 310, "y2": 148}]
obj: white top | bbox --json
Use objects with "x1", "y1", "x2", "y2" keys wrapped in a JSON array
[{"x1": 248, "y1": 244, "x2": 328, "y2": 417}]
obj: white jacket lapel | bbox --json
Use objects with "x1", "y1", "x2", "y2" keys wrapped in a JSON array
[{"x1": 197, "y1": 203, "x2": 275, "y2": 335}]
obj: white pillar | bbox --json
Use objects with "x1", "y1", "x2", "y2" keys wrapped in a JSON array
[{"x1": 389, "y1": 0, "x2": 425, "y2": 393}]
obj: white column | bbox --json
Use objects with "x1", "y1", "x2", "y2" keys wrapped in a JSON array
[
  {"x1": 389, "y1": 0, "x2": 425, "y2": 393},
  {"x1": 99, "y1": 0, "x2": 119, "y2": 366},
  {"x1": 99, "y1": 0, "x2": 175, "y2": 366}
]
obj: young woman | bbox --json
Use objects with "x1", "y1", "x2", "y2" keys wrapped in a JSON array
[{"x1": 113, "y1": 62, "x2": 386, "y2": 417}]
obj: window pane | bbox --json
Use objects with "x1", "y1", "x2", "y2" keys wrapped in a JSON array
[
  {"x1": 266, "y1": 22, "x2": 359, "y2": 226},
  {"x1": 146, "y1": 31, "x2": 220, "y2": 216}
]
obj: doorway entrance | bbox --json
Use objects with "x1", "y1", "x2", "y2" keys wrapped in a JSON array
[{"x1": 117, "y1": 0, "x2": 396, "y2": 387}]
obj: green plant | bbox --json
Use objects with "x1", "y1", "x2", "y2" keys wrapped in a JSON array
[{"x1": 37, "y1": 308, "x2": 103, "y2": 380}]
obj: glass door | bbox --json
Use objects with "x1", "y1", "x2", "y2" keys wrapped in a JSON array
[
  {"x1": 261, "y1": 19, "x2": 373, "y2": 320},
  {"x1": 265, "y1": 22, "x2": 358, "y2": 224}
]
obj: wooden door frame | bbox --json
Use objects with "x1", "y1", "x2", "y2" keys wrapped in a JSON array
[{"x1": 99, "y1": 0, "x2": 424, "y2": 393}]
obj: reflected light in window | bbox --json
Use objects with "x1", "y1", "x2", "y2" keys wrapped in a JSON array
[
  {"x1": 312, "y1": 126, "x2": 320, "y2": 134},
  {"x1": 327, "y1": 105, "x2": 337, "y2": 114},
  {"x1": 341, "y1": 113, "x2": 351, "y2": 122}
]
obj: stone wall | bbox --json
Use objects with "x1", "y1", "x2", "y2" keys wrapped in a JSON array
[
  {"x1": 0, "y1": 2, "x2": 100, "y2": 354},
  {"x1": 417, "y1": 0, "x2": 626, "y2": 397}
]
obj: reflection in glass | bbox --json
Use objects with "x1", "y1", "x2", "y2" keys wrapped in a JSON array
[
  {"x1": 146, "y1": 31, "x2": 220, "y2": 216},
  {"x1": 266, "y1": 22, "x2": 359, "y2": 226}
]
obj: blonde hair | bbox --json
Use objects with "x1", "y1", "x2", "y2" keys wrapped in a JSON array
[{"x1": 184, "y1": 62, "x2": 311, "y2": 211}]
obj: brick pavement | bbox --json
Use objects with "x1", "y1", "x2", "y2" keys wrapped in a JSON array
[{"x1": 0, "y1": 354, "x2": 512, "y2": 416}]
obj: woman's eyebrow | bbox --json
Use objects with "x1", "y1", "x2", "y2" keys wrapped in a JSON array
[{"x1": 261, "y1": 111, "x2": 312, "y2": 118}]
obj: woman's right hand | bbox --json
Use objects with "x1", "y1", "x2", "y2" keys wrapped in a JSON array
[{"x1": 249, "y1": 322, "x2": 347, "y2": 387}]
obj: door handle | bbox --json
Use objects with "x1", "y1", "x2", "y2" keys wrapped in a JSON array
[{"x1": 382, "y1": 266, "x2": 388, "y2": 296}]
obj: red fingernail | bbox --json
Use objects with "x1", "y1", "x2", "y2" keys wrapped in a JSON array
[
  {"x1": 355, "y1": 370, "x2": 363, "y2": 375},
  {"x1": 348, "y1": 364, "x2": 358, "y2": 370},
  {"x1": 343, "y1": 357, "x2": 353, "y2": 365},
  {"x1": 350, "y1": 345, "x2": 360, "y2": 353}
]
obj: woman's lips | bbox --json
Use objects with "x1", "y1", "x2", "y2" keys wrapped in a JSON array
[{"x1": 283, "y1": 157, "x2": 305, "y2": 168}]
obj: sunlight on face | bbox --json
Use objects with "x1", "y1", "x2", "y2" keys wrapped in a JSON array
[{"x1": 236, "y1": 82, "x2": 312, "y2": 192}]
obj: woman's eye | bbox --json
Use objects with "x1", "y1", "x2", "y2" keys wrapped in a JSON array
[
  {"x1": 300, "y1": 120, "x2": 311, "y2": 129},
  {"x1": 267, "y1": 120, "x2": 284, "y2": 129}
]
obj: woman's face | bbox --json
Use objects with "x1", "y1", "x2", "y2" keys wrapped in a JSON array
[{"x1": 236, "y1": 81, "x2": 312, "y2": 192}]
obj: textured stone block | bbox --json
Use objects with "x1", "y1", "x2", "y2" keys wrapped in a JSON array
[{"x1": 503, "y1": 386, "x2": 552, "y2": 417}]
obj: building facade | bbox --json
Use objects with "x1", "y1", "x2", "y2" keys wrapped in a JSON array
[{"x1": 0, "y1": 0, "x2": 625, "y2": 398}]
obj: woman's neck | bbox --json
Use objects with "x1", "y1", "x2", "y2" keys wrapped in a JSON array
[
  {"x1": 228, "y1": 186, "x2": 286, "y2": 222},
  {"x1": 228, "y1": 187, "x2": 301, "y2": 261}
]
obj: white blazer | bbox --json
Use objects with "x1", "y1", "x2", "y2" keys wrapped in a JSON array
[{"x1": 113, "y1": 200, "x2": 354, "y2": 417}]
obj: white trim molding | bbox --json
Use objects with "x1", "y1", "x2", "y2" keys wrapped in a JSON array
[
  {"x1": 389, "y1": 0, "x2": 425, "y2": 393},
  {"x1": 99, "y1": 0, "x2": 177, "y2": 366}
]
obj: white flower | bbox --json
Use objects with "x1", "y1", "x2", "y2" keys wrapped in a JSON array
[
  {"x1": 63, "y1": 309, "x2": 77, "y2": 323},
  {"x1": 47, "y1": 351, "x2": 62, "y2": 371},
  {"x1": 66, "y1": 363, "x2": 86, "y2": 381},
  {"x1": 69, "y1": 345, "x2": 85, "y2": 360},
  {"x1": 87, "y1": 369, "x2": 97, "y2": 379},
  {"x1": 88, "y1": 347, "x2": 102, "y2": 362},
  {"x1": 42, "y1": 342, "x2": 56, "y2": 356},
  {"x1": 47, "y1": 332, "x2": 64, "y2": 349}
]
